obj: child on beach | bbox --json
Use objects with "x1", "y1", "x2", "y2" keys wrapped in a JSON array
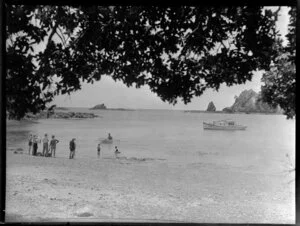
[
  {"x1": 42, "y1": 134, "x2": 49, "y2": 157},
  {"x1": 50, "y1": 135, "x2": 59, "y2": 157},
  {"x1": 69, "y1": 138, "x2": 76, "y2": 159},
  {"x1": 114, "y1": 146, "x2": 120, "y2": 158},
  {"x1": 97, "y1": 143, "x2": 101, "y2": 157},
  {"x1": 28, "y1": 134, "x2": 33, "y2": 155}
]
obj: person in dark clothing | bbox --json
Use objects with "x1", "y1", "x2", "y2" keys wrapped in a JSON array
[
  {"x1": 28, "y1": 134, "x2": 33, "y2": 155},
  {"x1": 97, "y1": 143, "x2": 101, "y2": 157},
  {"x1": 69, "y1": 138, "x2": 76, "y2": 159},
  {"x1": 50, "y1": 135, "x2": 59, "y2": 157},
  {"x1": 32, "y1": 135, "x2": 40, "y2": 156},
  {"x1": 108, "y1": 133, "x2": 113, "y2": 140}
]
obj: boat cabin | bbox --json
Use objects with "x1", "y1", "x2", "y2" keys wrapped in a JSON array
[
  {"x1": 213, "y1": 120, "x2": 235, "y2": 126},
  {"x1": 227, "y1": 121, "x2": 235, "y2": 125}
]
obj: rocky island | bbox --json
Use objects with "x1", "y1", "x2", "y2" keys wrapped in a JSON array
[
  {"x1": 206, "y1": 101, "x2": 216, "y2": 112},
  {"x1": 89, "y1": 104, "x2": 107, "y2": 110},
  {"x1": 90, "y1": 104, "x2": 134, "y2": 111}
]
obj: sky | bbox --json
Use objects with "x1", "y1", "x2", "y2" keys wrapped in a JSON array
[{"x1": 52, "y1": 7, "x2": 290, "y2": 110}]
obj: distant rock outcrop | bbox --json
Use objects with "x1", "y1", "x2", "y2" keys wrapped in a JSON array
[
  {"x1": 25, "y1": 111, "x2": 98, "y2": 120},
  {"x1": 90, "y1": 104, "x2": 107, "y2": 110},
  {"x1": 222, "y1": 89, "x2": 282, "y2": 114},
  {"x1": 206, "y1": 101, "x2": 216, "y2": 112},
  {"x1": 89, "y1": 104, "x2": 135, "y2": 111}
]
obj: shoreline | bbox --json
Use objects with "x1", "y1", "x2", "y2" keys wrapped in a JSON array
[
  {"x1": 6, "y1": 151, "x2": 295, "y2": 223},
  {"x1": 184, "y1": 110, "x2": 283, "y2": 116}
]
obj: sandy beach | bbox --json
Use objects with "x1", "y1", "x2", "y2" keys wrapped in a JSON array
[{"x1": 5, "y1": 150, "x2": 294, "y2": 223}]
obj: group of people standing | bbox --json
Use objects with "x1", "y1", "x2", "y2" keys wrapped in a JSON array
[
  {"x1": 28, "y1": 133, "x2": 120, "y2": 159},
  {"x1": 28, "y1": 134, "x2": 59, "y2": 157}
]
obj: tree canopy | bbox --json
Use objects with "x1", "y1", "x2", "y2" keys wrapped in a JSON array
[
  {"x1": 6, "y1": 5, "x2": 290, "y2": 119},
  {"x1": 260, "y1": 7, "x2": 296, "y2": 119}
]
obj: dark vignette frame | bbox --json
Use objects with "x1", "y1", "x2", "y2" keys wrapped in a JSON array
[
  {"x1": 0, "y1": 0, "x2": 297, "y2": 225},
  {"x1": 1, "y1": 0, "x2": 6, "y2": 223}
]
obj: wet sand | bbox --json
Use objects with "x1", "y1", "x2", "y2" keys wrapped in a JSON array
[{"x1": 6, "y1": 151, "x2": 295, "y2": 223}]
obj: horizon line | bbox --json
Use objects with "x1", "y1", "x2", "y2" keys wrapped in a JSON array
[{"x1": 55, "y1": 106, "x2": 212, "y2": 111}]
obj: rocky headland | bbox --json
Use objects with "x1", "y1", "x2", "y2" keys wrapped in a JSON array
[
  {"x1": 55, "y1": 107, "x2": 69, "y2": 110},
  {"x1": 222, "y1": 89, "x2": 283, "y2": 114},
  {"x1": 185, "y1": 89, "x2": 282, "y2": 115},
  {"x1": 24, "y1": 111, "x2": 99, "y2": 120}
]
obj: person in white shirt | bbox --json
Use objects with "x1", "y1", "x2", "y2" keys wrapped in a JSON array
[{"x1": 42, "y1": 134, "x2": 49, "y2": 156}]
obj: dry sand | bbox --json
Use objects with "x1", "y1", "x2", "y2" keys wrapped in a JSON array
[{"x1": 6, "y1": 151, "x2": 294, "y2": 223}]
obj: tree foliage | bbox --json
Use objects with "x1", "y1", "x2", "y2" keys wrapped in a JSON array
[
  {"x1": 260, "y1": 7, "x2": 296, "y2": 119},
  {"x1": 6, "y1": 5, "x2": 281, "y2": 119}
]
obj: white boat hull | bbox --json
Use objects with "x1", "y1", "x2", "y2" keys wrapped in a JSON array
[{"x1": 203, "y1": 122, "x2": 247, "y2": 130}]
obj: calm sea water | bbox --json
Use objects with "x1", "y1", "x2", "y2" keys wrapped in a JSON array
[{"x1": 6, "y1": 109, "x2": 295, "y2": 173}]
